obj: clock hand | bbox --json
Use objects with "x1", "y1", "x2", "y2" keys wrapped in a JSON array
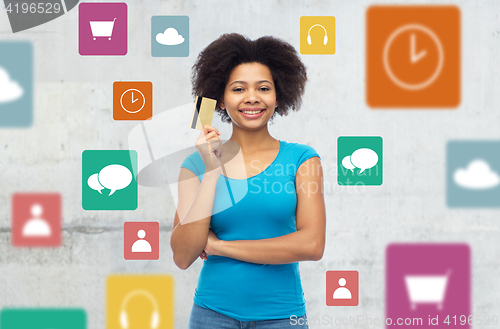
[
  {"x1": 132, "y1": 91, "x2": 139, "y2": 103},
  {"x1": 410, "y1": 33, "x2": 427, "y2": 64}
]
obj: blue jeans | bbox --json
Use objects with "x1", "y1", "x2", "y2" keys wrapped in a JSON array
[{"x1": 188, "y1": 302, "x2": 309, "y2": 329}]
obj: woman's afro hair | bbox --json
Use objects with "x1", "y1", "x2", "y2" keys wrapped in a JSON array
[{"x1": 191, "y1": 33, "x2": 307, "y2": 123}]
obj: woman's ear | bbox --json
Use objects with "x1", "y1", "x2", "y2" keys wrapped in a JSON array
[{"x1": 219, "y1": 99, "x2": 225, "y2": 110}]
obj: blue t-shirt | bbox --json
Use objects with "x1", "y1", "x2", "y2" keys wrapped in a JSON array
[{"x1": 180, "y1": 139, "x2": 321, "y2": 321}]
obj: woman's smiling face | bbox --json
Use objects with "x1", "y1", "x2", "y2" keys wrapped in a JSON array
[{"x1": 220, "y1": 62, "x2": 278, "y2": 129}]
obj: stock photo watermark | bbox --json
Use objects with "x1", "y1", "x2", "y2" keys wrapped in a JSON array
[
  {"x1": 290, "y1": 314, "x2": 499, "y2": 327},
  {"x1": 246, "y1": 159, "x2": 381, "y2": 196},
  {"x1": 3, "y1": 0, "x2": 79, "y2": 33}
]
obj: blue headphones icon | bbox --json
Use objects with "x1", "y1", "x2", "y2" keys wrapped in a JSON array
[
  {"x1": 120, "y1": 290, "x2": 160, "y2": 329},
  {"x1": 307, "y1": 24, "x2": 328, "y2": 45}
]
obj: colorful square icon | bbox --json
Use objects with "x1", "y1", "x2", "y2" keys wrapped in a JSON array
[
  {"x1": 124, "y1": 222, "x2": 159, "y2": 260},
  {"x1": 82, "y1": 150, "x2": 137, "y2": 210},
  {"x1": 78, "y1": 2, "x2": 127, "y2": 56},
  {"x1": 366, "y1": 6, "x2": 460, "y2": 107},
  {"x1": 326, "y1": 271, "x2": 359, "y2": 306},
  {"x1": 151, "y1": 16, "x2": 189, "y2": 57},
  {"x1": 12, "y1": 193, "x2": 61, "y2": 247},
  {"x1": 0, "y1": 308, "x2": 86, "y2": 329},
  {"x1": 113, "y1": 82, "x2": 153, "y2": 120},
  {"x1": 0, "y1": 41, "x2": 32, "y2": 127},
  {"x1": 386, "y1": 243, "x2": 470, "y2": 329},
  {"x1": 447, "y1": 141, "x2": 500, "y2": 207},
  {"x1": 338, "y1": 136, "x2": 383, "y2": 186},
  {"x1": 107, "y1": 275, "x2": 174, "y2": 329},
  {"x1": 300, "y1": 16, "x2": 336, "y2": 55}
]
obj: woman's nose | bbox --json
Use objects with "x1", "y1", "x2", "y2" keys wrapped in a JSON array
[{"x1": 244, "y1": 90, "x2": 259, "y2": 103}]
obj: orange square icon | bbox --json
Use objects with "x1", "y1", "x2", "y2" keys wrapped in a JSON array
[
  {"x1": 366, "y1": 6, "x2": 460, "y2": 108},
  {"x1": 113, "y1": 81, "x2": 153, "y2": 120}
]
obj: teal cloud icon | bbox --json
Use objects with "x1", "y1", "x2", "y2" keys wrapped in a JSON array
[
  {"x1": 0, "y1": 67, "x2": 23, "y2": 103},
  {"x1": 453, "y1": 159, "x2": 500, "y2": 189},
  {"x1": 0, "y1": 41, "x2": 32, "y2": 127},
  {"x1": 156, "y1": 28, "x2": 185, "y2": 45},
  {"x1": 447, "y1": 141, "x2": 500, "y2": 207},
  {"x1": 151, "y1": 16, "x2": 189, "y2": 57}
]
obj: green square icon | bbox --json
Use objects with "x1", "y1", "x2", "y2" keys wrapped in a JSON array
[
  {"x1": 0, "y1": 308, "x2": 86, "y2": 329},
  {"x1": 338, "y1": 136, "x2": 383, "y2": 186},
  {"x1": 82, "y1": 150, "x2": 138, "y2": 210}
]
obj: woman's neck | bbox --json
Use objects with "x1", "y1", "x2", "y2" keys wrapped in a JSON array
[{"x1": 227, "y1": 123, "x2": 278, "y2": 153}]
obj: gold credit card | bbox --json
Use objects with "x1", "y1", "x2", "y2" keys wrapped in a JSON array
[{"x1": 190, "y1": 96, "x2": 217, "y2": 130}]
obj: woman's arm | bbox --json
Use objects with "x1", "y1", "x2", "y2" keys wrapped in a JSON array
[
  {"x1": 203, "y1": 156, "x2": 326, "y2": 265},
  {"x1": 170, "y1": 167, "x2": 221, "y2": 270},
  {"x1": 171, "y1": 125, "x2": 224, "y2": 270}
]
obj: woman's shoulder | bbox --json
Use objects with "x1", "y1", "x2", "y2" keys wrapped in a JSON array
[
  {"x1": 279, "y1": 140, "x2": 321, "y2": 168},
  {"x1": 180, "y1": 149, "x2": 205, "y2": 176},
  {"x1": 281, "y1": 140, "x2": 320, "y2": 157}
]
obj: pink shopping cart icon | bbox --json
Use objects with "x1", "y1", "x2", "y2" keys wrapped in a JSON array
[
  {"x1": 78, "y1": 3, "x2": 127, "y2": 56},
  {"x1": 404, "y1": 269, "x2": 452, "y2": 310},
  {"x1": 386, "y1": 244, "x2": 470, "y2": 329},
  {"x1": 90, "y1": 18, "x2": 117, "y2": 40}
]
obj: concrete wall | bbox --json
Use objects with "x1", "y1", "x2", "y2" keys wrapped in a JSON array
[{"x1": 0, "y1": 0, "x2": 498, "y2": 328}]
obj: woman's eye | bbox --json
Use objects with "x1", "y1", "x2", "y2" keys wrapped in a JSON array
[
  {"x1": 233, "y1": 87, "x2": 243, "y2": 92},
  {"x1": 260, "y1": 87, "x2": 270, "y2": 91}
]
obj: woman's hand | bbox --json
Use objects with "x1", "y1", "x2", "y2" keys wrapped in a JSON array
[
  {"x1": 199, "y1": 229, "x2": 222, "y2": 260},
  {"x1": 195, "y1": 125, "x2": 223, "y2": 172}
]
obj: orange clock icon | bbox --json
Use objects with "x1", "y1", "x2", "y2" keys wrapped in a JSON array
[
  {"x1": 383, "y1": 24, "x2": 444, "y2": 90},
  {"x1": 366, "y1": 5, "x2": 460, "y2": 108},
  {"x1": 121, "y1": 89, "x2": 145, "y2": 113},
  {"x1": 113, "y1": 81, "x2": 153, "y2": 120}
]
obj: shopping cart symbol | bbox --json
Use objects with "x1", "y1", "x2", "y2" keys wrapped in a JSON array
[
  {"x1": 404, "y1": 269, "x2": 452, "y2": 310},
  {"x1": 89, "y1": 18, "x2": 117, "y2": 40}
]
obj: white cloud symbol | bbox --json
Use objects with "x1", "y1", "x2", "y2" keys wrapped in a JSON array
[
  {"x1": 0, "y1": 66, "x2": 23, "y2": 103},
  {"x1": 454, "y1": 159, "x2": 500, "y2": 189},
  {"x1": 156, "y1": 27, "x2": 185, "y2": 46}
]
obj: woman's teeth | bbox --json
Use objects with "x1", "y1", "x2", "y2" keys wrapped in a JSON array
[{"x1": 242, "y1": 110, "x2": 264, "y2": 114}]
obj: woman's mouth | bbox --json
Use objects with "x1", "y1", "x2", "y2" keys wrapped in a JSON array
[{"x1": 239, "y1": 109, "x2": 266, "y2": 119}]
